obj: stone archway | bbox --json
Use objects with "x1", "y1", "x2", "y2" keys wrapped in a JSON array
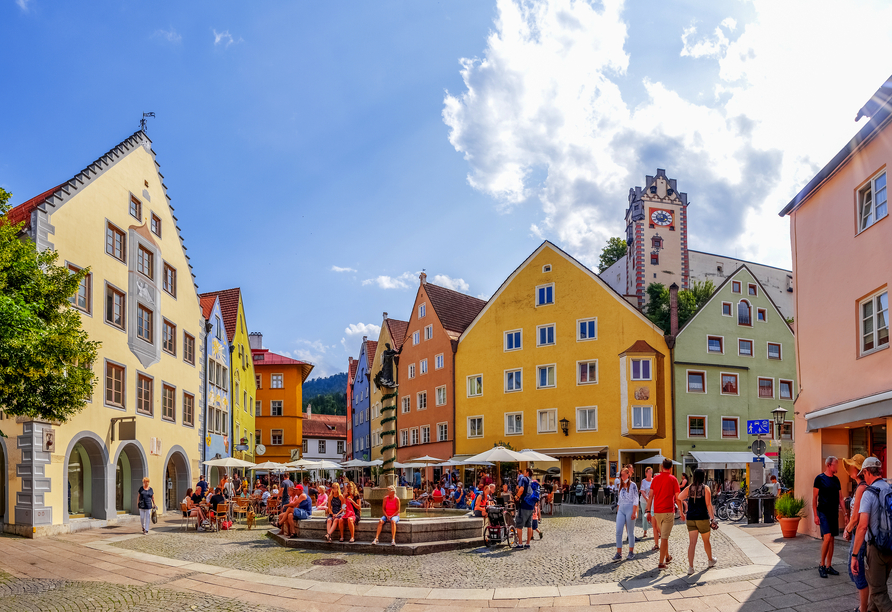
[
  {"x1": 62, "y1": 432, "x2": 110, "y2": 522},
  {"x1": 162, "y1": 445, "x2": 191, "y2": 513},
  {"x1": 111, "y1": 442, "x2": 148, "y2": 515}
]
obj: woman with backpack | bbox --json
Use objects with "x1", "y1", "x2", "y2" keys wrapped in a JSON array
[
  {"x1": 613, "y1": 467, "x2": 638, "y2": 561},
  {"x1": 842, "y1": 455, "x2": 869, "y2": 612}
]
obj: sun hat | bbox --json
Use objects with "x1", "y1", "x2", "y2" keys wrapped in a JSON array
[
  {"x1": 858, "y1": 456, "x2": 882, "y2": 476},
  {"x1": 842, "y1": 454, "x2": 866, "y2": 474}
]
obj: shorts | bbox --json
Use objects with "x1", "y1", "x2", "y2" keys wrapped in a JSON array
[
  {"x1": 380, "y1": 515, "x2": 400, "y2": 524},
  {"x1": 515, "y1": 507, "x2": 533, "y2": 529},
  {"x1": 654, "y1": 512, "x2": 675, "y2": 537},
  {"x1": 293, "y1": 508, "x2": 310, "y2": 521},
  {"x1": 849, "y1": 540, "x2": 868, "y2": 590},
  {"x1": 686, "y1": 519, "x2": 711, "y2": 534},
  {"x1": 818, "y1": 511, "x2": 839, "y2": 537},
  {"x1": 473, "y1": 510, "x2": 483, "y2": 518},
  {"x1": 532, "y1": 519, "x2": 539, "y2": 530}
]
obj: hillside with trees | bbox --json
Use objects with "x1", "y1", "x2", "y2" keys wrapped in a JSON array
[{"x1": 302, "y1": 372, "x2": 347, "y2": 415}]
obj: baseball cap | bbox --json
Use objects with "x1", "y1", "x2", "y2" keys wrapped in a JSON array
[{"x1": 858, "y1": 456, "x2": 882, "y2": 475}]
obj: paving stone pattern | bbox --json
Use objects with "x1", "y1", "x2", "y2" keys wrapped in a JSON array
[{"x1": 113, "y1": 507, "x2": 750, "y2": 588}]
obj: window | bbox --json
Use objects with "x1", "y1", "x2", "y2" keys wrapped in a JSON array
[
  {"x1": 650, "y1": 253, "x2": 659, "y2": 265},
  {"x1": 537, "y1": 324, "x2": 555, "y2": 346},
  {"x1": 417, "y1": 391, "x2": 427, "y2": 410},
  {"x1": 215, "y1": 316, "x2": 222, "y2": 340},
  {"x1": 748, "y1": 284, "x2": 757, "y2": 296},
  {"x1": 758, "y1": 378, "x2": 774, "y2": 398},
  {"x1": 468, "y1": 416, "x2": 483, "y2": 438},
  {"x1": 537, "y1": 409, "x2": 557, "y2": 433},
  {"x1": 688, "y1": 416, "x2": 706, "y2": 438},
  {"x1": 767, "y1": 342, "x2": 782, "y2": 360},
  {"x1": 162, "y1": 320, "x2": 176, "y2": 355},
  {"x1": 271, "y1": 374, "x2": 283, "y2": 388},
  {"x1": 137, "y1": 245, "x2": 153, "y2": 279},
  {"x1": 577, "y1": 407, "x2": 598, "y2": 431},
  {"x1": 255, "y1": 374, "x2": 261, "y2": 388},
  {"x1": 420, "y1": 359, "x2": 428, "y2": 374},
  {"x1": 105, "y1": 362, "x2": 125, "y2": 407},
  {"x1": 738, "y1": 301, "x2": 752, "y2": 326},
  {"x1": 437, "y1": 422, "x2": 448, "y2": 442},
  {"x1": 757, "y1": 308, "x2": 767, "y2": 322},
  {"x1": 732, "y1": 281, "x2": 741, "y2": 293},
  {"x1": 254, "y1": 430, "x2": 262, "y2": 446},
  {"x1": 536, "y1": 283, "x2": 554, "y2": 306},
  {"x1": 235, "y1": 381, "x2": 239, "y2": 406},
  {"x1": 401, "y1": 396, "x2": 410, "y2": 413},
  {"x1": 738, "y1": 339, "x2": 753, "y2": 357},
  {"x1": 537, "y1": 365, "x2": 556, "y2": 388},
  {"x1": 105, "y1": 285, "x2": 125, "y2": 329},
  {"x1": 861, "y1": 290, "x2": 889, "y2": 354},
  {"x1": 721, "y1": 373, "x2": 739, "y2": 395},
  {"x1": 412, "y1": 331, "x2": 420, "y2": 345},
  {"x1": 467, "y1": 375, "x2": 482, "y2": 397},
  {"x1": 687, "y1": 371, "x2": 706, "y2": 393},
  {"x1": 182, "y1": 392, "x2": 194, "y2": 426},
  {"x1": 858, "y1": 171, "x2": 888, "y2": 232},
  {"x1": 578, "y1": 318, "x2": 597, "y2": 341},
  {"x1": 408, "y1": 364, "x2": 416, "y2": 379},
  {"x1": 271, "y1": 430, "x2": 283, "y2": 445},
  {"x1": 577, "y1": 360, "x2": 597, "y2": 384},
  {"x1": 271, "y1": 400, "x2": 283, "y2": 416},
  {"x1": 722, "y1": 302, "x2": 732, "y2": 317},
  {"x1": 421, "y1": 425, "x2": 430, "y2": 444},
  {"x1": 721, "y1": 417, "x2": 738, "y2": 439},
  {"x1": 779, "y1": 379, "x2": 794, "y2": 400},
  {"x1": 542, "y1": 264, "x2": 551, "y2": 272},
  {"x1": 505, "y1": 330, "x2": 522, "y2": 351},
  {"x1": 162, "y1": 384, "x2": 175, "y2": 422},
  {"x1": 631, "y1": 359, "x2": 651, "y2": 380},
  {"x1": 436, "y1": 385, "x2": 446, "y2": 406},
  {"x1": 400, "y1": 429, "x2": 408, "y2": 447},
  {"x1": 707, "y1": 336, "x2": 723, "y2": 354},
  {"x1": 151, "y1": 213, "x2": 161, "y2": 237},
  {"x1": 505, "y1": 412, "x2": 523, "y2": 435},
  {"x1": 137, "y1": 374, "x2": 153, "y2": 415},
  {"x1": 418, "y1": 303, "x2": 426, "y2": 318},
  {"x1": 424, "y1": 325, "x2": 433, "y2": 340},
  {"x1": 255, "y1": 400, "x2": 261, "y2": 416},
  {"x1": 163, "y1": 263, "x2": 176, "y2": 297},
  {"x1": 337, "y1": 441, "x2": 345, "y2": 454},
  {"x1": 129, "y1": 195, "x2": 142, "y2": 219},
  {"x1": 318, "y1": 440, "x2": 326, "y2": 454},
  {"x1": 137, "y1": 305, "x2": 153, "y2": 343},
  {"x1": 68, "y1": 265, "x2": 91, "y2": 313},
  {"x1": 505, "y1": 369, "x2": 522, "y2": 392},
  {"x1": 410, "y1": 428, "x2": 418, "y2": 445},
  {"x1": 632, "y1": 406, "x2": 653, "y2": 429},
  {"x1": 769, "y1": 421, "x2": 794, "y2": 441},
  {"x1": 106, "y1": 223, "x2": 125, "y2": 261},
  {"x1": 435, "y1": 353, "x2": 444, "y2": 369},
  {"x1": 183, "y1": 332, "x2": 195, "y2": 365}
]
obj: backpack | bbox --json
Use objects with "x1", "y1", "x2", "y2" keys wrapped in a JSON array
[
  {"x1": 524, "y1": 480, "x2": 540, "y2": 506},
  {"x1": 865, "y1": 484, "x2": 892, "y2": 555}
]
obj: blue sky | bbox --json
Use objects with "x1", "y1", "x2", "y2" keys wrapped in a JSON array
[{"x1": 3, "y1": 1, "x2": 891, "y2": 377}]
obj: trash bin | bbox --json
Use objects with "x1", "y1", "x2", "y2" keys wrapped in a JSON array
[
  {"x1": 747, "y1": 497, "x2": 761, "y2": 524},
  {"x1": 762, "y1": 497, "x2": 776, "y2": 524}
]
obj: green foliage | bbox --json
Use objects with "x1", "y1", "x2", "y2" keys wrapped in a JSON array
[
  {"x1": 643, "y1": 280, "x2": 715, "y2": 333},
  {"x1": 494, "y1": 440, "x2": 516, "y2": 450},
  {"x1": 598, "y1": 237, "x2": 628, "y2": 273},
  {"x1": 302, "y1": 391, "x2": 346, "y2": 415},
  {"x1": 302, "y1": 372, "x2": 347, "y2": 399},
  {"x1": 780, "y1": 447, "x2": 795, "y2": 491},
  {"x1": 0, "y1": 188, "x2": 99, "y2": 432},
  {"x1": 775, "y1": 493, "x2": 806, "y2": 518}
]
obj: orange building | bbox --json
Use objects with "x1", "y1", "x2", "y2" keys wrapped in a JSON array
[{"x1": 249, "y1": 333, "x2": 313, "y2": 464}]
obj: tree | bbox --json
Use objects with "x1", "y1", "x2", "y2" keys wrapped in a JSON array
[
  {"x1": 643, "y1": 279, "x2": 715, "y2": 333},
  {"x1": 598, "y1": 237, "x2": 627, "y2": 273},
  {"x1": 0, "y1": 188, "x2": 99, "y2": 435}
]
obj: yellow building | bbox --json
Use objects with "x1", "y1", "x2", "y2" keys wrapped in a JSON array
[
  {"x1": 455, "y1": 241, "x2": 673, "y2": 483},
  {"x1": 3, "y1": 131, "x2": 204, "y2": 536},
  {"x1": 369, "y1": 314, "x2": 408, "y2": 461}
]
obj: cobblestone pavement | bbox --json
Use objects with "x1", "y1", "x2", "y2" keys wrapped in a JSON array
[{"x1": 112, "y1": 506, "x2": 750, "y2": 588}]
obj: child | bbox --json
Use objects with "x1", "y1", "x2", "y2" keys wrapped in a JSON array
[{"x1": 532, "y1": 499, "x2": 543, "y2": 539}]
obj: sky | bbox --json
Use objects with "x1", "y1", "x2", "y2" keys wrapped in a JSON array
[{"x1": 2, "y1": 0, "x2": 891, "y2": 378}]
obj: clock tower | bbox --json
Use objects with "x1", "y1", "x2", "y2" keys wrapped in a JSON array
[{"x1": 623, "y1": 169, "x2": 689, "y2": 308}]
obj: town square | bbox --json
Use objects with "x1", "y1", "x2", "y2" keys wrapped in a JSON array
[{"x1": 0, "y1": 1, "x2": 890, "y2": 611}]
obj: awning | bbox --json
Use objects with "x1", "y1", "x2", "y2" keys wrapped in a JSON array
[
  {"x1": 523, "y1": 446, "x2": 608, "y2": 458},
  {"x1": 689, "y1": 451, "x2": 774, "y2": 469},
  {"x1": 805, "y1": 390, "x2": 892, "y2": 432}
]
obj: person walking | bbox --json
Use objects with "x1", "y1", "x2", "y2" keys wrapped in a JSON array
[
  {"x1": 514, "y1": 468, "x2": 537, "y2": 549},
  {"x1": 613, "y1": 467, "x2": 638, "y2": 561},
  {"x1": 639, "y1": 467, "x2": 654, "y2": 539},
  {"x1": 136, "y1": 477, "x2": 156, "y2": 535},
  {"x1": 677, "y1": 468, "x2": 717, "y2": 574},
  {"x1": 850, "y1": 457, "x2": 892, "y2": 612},
  {"x1": 842, "y1": 455, "x2": 869, "y2": 612},
  {"x1": 647, "y1": 458, "x2": 681, "y2": 570},
  {"x1": 814, "y1": 456, "x2": 846, "y2": 578}
]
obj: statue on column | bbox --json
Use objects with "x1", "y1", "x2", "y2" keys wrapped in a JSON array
[{"x1": 374, "y1": 343, "x2": 398, "y2": 389}]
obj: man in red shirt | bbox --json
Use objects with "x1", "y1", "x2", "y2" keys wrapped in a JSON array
[{"x1": 646, "y1": 457, "x2": 681, "y2": 569}]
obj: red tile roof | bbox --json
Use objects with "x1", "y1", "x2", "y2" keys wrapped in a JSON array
[
  {"x1": 199, "y1": 288, "x2": 242, "y2": 341},
  {"x1": 348, "y1": 358, "x2": 358, "y2": 383},
  {"x1": 385, "y1": 318, "x2": 409, "y2": 350},
  {"x1": 365, "y1": 340, "x2": 378, "y2": 367},
  {"x1": 302, "y1": 413, "x2": 347, "y2": 439},
  {"x1": 619, "y1": 340, "x2": 664, "y2": 356},
  {"x1": 200, "y1": 295, "x2": 217, "y2": 321},
  {"x1": 4, "y1": 183, "x2": 67, "y2": 229},
  {"x1": 251, "y1": 348, "x2": 314, "y2": 381},
  {"x1": 424, "y1": 283, "x2": 487, "y2": 336}
]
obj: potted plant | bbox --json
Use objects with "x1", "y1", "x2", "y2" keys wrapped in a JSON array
[{"x1": 775, "y1": 493, "x2": 806, "y2": 538}]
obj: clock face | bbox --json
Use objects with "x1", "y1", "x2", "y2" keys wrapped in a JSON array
[{"x1": 651, "y1": 209, "x2": 672, "y2": 226}]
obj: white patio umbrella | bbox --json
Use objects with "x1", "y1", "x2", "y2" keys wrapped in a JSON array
[
  {"x1": 464, "y1": 446, "x2": 530, "y2": 464},
  {"x1": 252, "y1": 461, "x2": 287, "y2": 471},
  {"x1": 203, "y1": 457, "x2": 256, "y2": 468},
  {"x1": 284, "y1": 458, "x2": 322, "y2": 469},
  {"x1": 393, "y1": 462, "x2": 425, "y2": 469},
  {"x1": 635, "y1": 455, "x2": 682, "y2": 465},
  {"x1": 519, "y1": 449, "x2": 560, "y2": 462},
  {"x1": 409, "y1": 455, "x2": 446, "y2": 464}
]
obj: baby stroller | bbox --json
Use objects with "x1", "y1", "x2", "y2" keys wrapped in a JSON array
[{"x1": 483, "y1": 505, "x2": 517, "y2": 547}]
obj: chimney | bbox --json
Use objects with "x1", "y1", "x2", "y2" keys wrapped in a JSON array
[
  {"x1": 668, "y1": 282, "x2": 679, "y2": 347},
  {"x1": 420, "y1": 272, "x2": 427, "y2": 285},
  {"x1": 248, "y1": 332, "x2": 263, "y2": 350},
  {"x1": 383, "y1": 312, "x2": 388, "y2": 319},
  {"x1": 363, "y1": 336, "x2": 367, "y2": 342}
]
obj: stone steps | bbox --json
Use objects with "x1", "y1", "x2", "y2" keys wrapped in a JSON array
[{"x1": 268, "y1": 529, "x2": 483, "y2": 555}]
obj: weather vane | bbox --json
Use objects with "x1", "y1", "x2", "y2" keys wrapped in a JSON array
[{"x1": 139, "y1": 112, "x2": 156, "y2": 133}]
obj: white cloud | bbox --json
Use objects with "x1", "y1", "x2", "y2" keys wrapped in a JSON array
[
  {"x1": 331, "y1": 265, "x2": 357, "y2": 273},
  {"x1": 443, "y1": 0, "x2": 892, "y2": 270},
  {"x1": 362, "y1": 272, "x2": 419, "y2": 290},
  {"x1": 213, "y1": 29, "x2": 242, "y2": 47},
  {"x1": 16, "y1": 0, "x2": 32, "y2": 10},
  {"x1": 344, "y1": 322, "x2": 381, "y2": 339},
  {"x1": 432, "y1": 274, "x2": 470, "y2": 292},
  {"x1": 153, "y1": 27, "x2": 182, "y2": 43}
]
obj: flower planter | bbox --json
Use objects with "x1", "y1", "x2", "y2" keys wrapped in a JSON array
[{"x1": 779, "y1": 516, "x2": 801, "y2": 538}]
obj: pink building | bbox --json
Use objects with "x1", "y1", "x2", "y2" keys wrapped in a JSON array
[{"x1": 780, "y1": 76, "x2": 891, "y2": 536}]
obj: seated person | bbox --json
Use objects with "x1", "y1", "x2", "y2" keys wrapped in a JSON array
[
  {"x1": 431, "y1": 488, "x2": 445, "y2": 506},
  {"x1": 183, "y1": 488, "x2": 207, "y2": 529},
  {"x1": 315, "y1": 486, "x2": 329, "y2": 510},
  {"x1": 473, "y1": 485, "x2": 491, "y2": 517},
  {"x1": 280, "y1": 485, "x2": 312, "y2": 538},
  {"x1": 373, "y1": 486, "x2": 401, "y2": 546}
]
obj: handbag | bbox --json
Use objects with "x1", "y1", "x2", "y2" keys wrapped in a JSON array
[{"x1": 151, "y1": 506, "x2": 158, "y2": 524}]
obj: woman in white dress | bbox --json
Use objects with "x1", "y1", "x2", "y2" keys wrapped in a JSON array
[{"x1": 639, "y1": 466, "x2": 653, "y2": 539}]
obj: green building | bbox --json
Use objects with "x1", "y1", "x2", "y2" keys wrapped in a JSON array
[{"x1": 674, "y1": 265, "x2": 795, "y2": 483}]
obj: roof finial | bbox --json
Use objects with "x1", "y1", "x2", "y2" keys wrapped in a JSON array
[{"x1": 139, "y1": 112, "x2": 156, "y2": 133}]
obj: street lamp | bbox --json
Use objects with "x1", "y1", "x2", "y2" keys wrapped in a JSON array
[
  {"x1": 560, "y1": 417, "x2": 569, "y2": 436},
  {"x1": 772, "y1": 406, "x2": 788, "y2": 482}
]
